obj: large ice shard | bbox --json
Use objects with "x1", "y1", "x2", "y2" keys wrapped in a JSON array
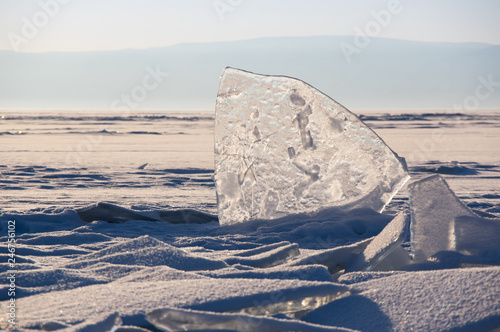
[
  {"x1": 215, "y1": 68, "x2": 409, "y2": 225},
  {"x1": 347, "y1": 211, "x2": 410, "y2": 272},
  {"x1": 408, "y1": 175, "x2": 476, "y2": 263}
]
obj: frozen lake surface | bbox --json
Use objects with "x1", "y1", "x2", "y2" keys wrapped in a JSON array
[{"x1": 1, "y1": 110, "x2": 499, "y2": 216}]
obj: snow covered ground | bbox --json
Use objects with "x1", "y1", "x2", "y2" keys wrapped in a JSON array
[{"x1": 1, "y1": 110, "x2": 499, "y2": 331}]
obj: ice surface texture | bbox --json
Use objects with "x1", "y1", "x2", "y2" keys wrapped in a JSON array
[
  {"x1": 454, "y1": 215, "x2": 500, "y2": 256},
  {"x1": 409, "y1": 174, "x2": 477, "y2": 263},
  {"x1": 215, "y1": 68, "x2": 409, "y2": 225}
]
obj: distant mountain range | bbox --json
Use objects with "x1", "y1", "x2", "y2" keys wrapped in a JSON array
[{"x1": 1, "y1": 36, "x2": 499, "y2": 111}]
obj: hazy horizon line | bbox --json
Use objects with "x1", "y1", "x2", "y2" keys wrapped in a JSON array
[
  {"x1": 1, "y1": 34, "x2": 499, "y2": 54},
  {"x1": 2, "y1": 108, "x2": 500, "y2": 114}
]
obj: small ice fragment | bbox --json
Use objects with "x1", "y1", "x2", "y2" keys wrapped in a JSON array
[
  {"x1": 189, "y1": 281, "x2": 349, "y2": 319},
  {"x1": 200, "y1": 264, "x2": 334, "y2": 282},
  {"x1": 158, "y1": 209, "x2": 218, "y2": 224},
  {"x1": 76, "y1": 202, "x2": 158, "y2": 223},
  {"x1": 292, "y1": 238, "x2": 371, "y2": 274},
  {"x1": 148, "y1": 307, "x2": 354, "y2": 332},
  {"x1": 233, "y1": 291, "x2": 349, "y2": 319},
  {"x1": 215, "y1": 67, "x2": 409, "y2": 225},
  {"x1": 40, "y1": 321, "x2": 70, "y2": 331},
  {"x1": 367, "y1": 245, "x2": 412, "y2": 271},
  {"x1": 138, "y1": 163, "x2": 149, "y2": 169},
  {"x1": 115, "y1": 326, "x2": 152, "y2": 332},
  {"x1": 347, "y1": 212, "x2": 410, "y2": 272},
  {"x1": 77, "y1": 203, "x2": 217, "y2": 224},
  {"x1": 408, "y1": 175, "x2": 476, "y2": 263},
  {"x1": 454, "y1": 215, "x2": 500, "y2": 256},
  {"x1": 337, "y1": 271, "x2": 405, "y2": 285}
]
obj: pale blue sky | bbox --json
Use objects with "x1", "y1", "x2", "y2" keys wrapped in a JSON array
[{"x1": 1, "y1": 0, "x2": 500, "y2": 52}]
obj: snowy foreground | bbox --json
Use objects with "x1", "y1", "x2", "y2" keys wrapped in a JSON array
[
  {"x1": 1, "y1": 109, "x2": 500, "y2": 331},
  {"x1": 1, "y1": 175, "x2": 499, "y2": 331}
]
